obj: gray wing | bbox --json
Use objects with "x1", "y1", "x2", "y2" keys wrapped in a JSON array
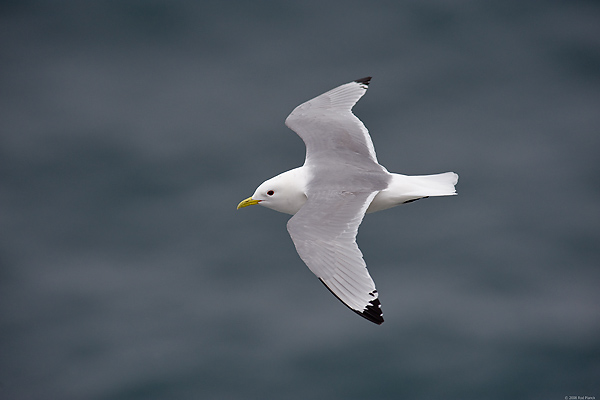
[
  {"x1": 285, "y1": 77, "x2": 381, "y2": 167},
  {"x1": 287, "y1": 189, "x2": 384, "y2": 324}
]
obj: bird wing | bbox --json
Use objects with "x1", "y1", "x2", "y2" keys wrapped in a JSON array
[
  {"x1": 287, "y1": 189, "x2": 384, "y2": 324},
  {"x1": 285, "y1": 77, "x2": 381, "y2": 166}
]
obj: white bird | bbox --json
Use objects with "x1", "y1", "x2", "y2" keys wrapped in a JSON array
[{"x1": 237, "y1": 77, "x2": 458, "y2": 324}]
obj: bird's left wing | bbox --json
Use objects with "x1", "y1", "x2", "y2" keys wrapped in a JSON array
[{"x1": 285, "y1": 77, "x2": 380, "y2": 165}]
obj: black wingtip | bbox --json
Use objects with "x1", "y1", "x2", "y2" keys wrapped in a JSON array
[
  {"x1": 319, "y1": 278, "x2": 384, "y2": 325},
  {"x1": 354, "y1": 76, "x2": 372, "y2": 86},
  {"x1": 357, "y1": 297, "x2": 384, "y2": 325}
]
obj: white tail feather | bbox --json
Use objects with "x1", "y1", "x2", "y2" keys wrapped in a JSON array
[{"x1": 367, "y1": 172, "x2": 458, "y2": 213}]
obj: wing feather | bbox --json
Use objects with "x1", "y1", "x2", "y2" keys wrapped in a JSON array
[
  {"x1": 287, "y1": 190, "x2": 384, "y2": 324},
  {"x1": 283, "y1": 78, "x2": 392, "y2": 325},
  {"x1": 285, "y1": 77, "x2": 379, "y2": 165}
]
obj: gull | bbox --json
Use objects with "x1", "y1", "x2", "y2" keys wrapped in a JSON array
[{"x1": 237, "y1": 77, "x2": 458, "y2": 324}]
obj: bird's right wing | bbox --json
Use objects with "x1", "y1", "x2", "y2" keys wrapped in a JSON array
[{"x1": 286, "y1": 189, "x2": 383, "y2": 324}]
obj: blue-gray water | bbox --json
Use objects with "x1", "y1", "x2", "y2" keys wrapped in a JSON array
[{"x1": 1, "y1": 1, "x2": 599, "y2": 399}]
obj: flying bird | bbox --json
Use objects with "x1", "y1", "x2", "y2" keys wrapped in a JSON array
[{"x1": 237, "y1": 77, "x2": 458, "y2": 324}]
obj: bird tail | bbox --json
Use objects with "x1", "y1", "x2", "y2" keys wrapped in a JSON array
[
  {"x1": 404, "y1": 172, "x2": 458, "y2": 197},
  {"x1": 367, "y1": 171, "x2": 458, "y2": 213}
]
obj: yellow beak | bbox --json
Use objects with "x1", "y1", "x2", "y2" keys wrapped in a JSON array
[{"x1": 237, "y1": 197, "x2": 261, "y2": 210}]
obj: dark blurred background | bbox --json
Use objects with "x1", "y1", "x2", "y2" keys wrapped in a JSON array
[{"x1": 1, "y1": 1, "x2": 599, "y2": 399}]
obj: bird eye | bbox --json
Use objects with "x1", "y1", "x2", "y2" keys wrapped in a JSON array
[{"x1": 267, "y1": 190, "x2": 274, "y2": 196}]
